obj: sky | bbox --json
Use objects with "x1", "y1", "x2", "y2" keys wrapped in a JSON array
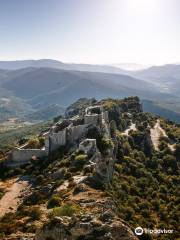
[{"x1": 0, "y1": 0, "x2": 180, "y2": 65}]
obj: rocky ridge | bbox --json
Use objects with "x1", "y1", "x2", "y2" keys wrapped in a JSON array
[{"x1": 1, "y1": 96, "x2": 179, "y2": 239}]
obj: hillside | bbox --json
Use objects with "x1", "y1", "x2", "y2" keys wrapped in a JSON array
[
  {"x1": 0, "y1": 97, "x2": 179, "y2": 240},
  {"x1": 132, "y1": 64, "x2": 180, "y2": 97},
  {"x1": 25, "y1": 104, "x2": 65, "y2": 121},
  {"x1": 0, "y1": 64, "x2": 180, "y2": 123},
  {"x1": 0, "y1": 96, "x2": 33, "y2": 123},
  {"x1": 142, "y1": 99, "x2": 180, "y2": 123},
  {"x1": 135, "y1": 64, "x2": 180, "y2": 79},
  {"x1": 1, "y1": 67, "x2": 173, "y2": 107},
  {"x1": 2, "y1": 68, "x2": 157, "y2": 100},
  {"x1": 0, "y1": 59, "x2": 127, "y2": 75}
]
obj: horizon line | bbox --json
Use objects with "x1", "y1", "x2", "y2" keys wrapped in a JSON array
[{"x1": 0, "y1": 58, "x2": 179, "y2": 67}]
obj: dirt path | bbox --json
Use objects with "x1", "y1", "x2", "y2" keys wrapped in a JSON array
[
  {"x1": 122, "y1": 121, "x2": 136, "y2": 136},
  {"x1": 150, "y1": 119, "x2": 175, "y2": 151},
  {"x1": 0, "y1": 176, "x2": 30, "y2": 218}
]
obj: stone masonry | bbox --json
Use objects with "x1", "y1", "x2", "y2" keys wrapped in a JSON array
[{"x1": 8, "y1": 105, "x2": 110, "y2": 168}]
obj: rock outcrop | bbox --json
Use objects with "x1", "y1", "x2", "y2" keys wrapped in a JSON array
[
  {"x1": 35, "y1": 215, "x2": 137, "y2": 240},
  {"x1": 35, "y1": 183, "x2": 137, "y2": 240}
]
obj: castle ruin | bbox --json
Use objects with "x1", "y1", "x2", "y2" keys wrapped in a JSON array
[{"x1": 7, "y1": 105, "x2": 111, "y2": 168}]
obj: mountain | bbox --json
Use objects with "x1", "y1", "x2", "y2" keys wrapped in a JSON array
[
  {"x1": 142, "y1": 99, "x2": 180, "y2": 123},
  {"x1": 0, "y1": 59, "x2": 127, "y2": 75},
  {"x1": 133, "y1": 64, "x2": 180, "y2": 96},
  {"x1": 136, "y1": 64, "x2": 180, "y2": 79},
  {"x1": 2, "y1": 67, "x2": 169, "y2": 108},
  {"x1": 0, "y1": 96, "x2": 33, "y2": 123},
  {"x1": 0, "y1": 97, "x2": 179, "y2": 239},
  {"x1": 25, "y1": 104, "x2": 65, "y2": 121},
  {"x1": 111, "y1": 63, "x2": 149, "y2": 71},
  {"x1": 1, "y1": 66, "x2": 180, "y2": 122}
]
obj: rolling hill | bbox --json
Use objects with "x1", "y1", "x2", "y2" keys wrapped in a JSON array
[
  {"x1": 0, "y1": 59, "x2": 126, "y2": 75},
  {"x1": 132, "y1": 64, "x2": 180, "y2": 96},
  {"x1": 2, "y1": 67, "x2": 168, "y2": 108},
  {"x1": 135, "y1": 64, "x2": 180, "y2": 79},
  {"x1": 0, "y1": 63, "x2": 180, "y2": 122}
]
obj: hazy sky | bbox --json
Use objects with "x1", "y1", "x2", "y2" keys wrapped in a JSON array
[{"x1": 0, "y1": 0, "x2": 180, "y2": 65}]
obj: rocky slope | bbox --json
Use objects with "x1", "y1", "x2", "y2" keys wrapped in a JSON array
[{"x1": 35, "y1": 184, "x2": 137, "y2": 240}]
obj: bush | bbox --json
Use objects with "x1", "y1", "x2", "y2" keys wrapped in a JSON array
[
  {"x1": 99, "y1": 138, "x2": 114, "y2": 155},
  {"x1": 38, "y1": 137, "x2": 45, "y2": 147},
  {"x1": 29, "y1": 206, "x2": 42, "y2": 220},
  {"x1": 74, "y1": 154, "x2": 87, "y2": 169},
  {"x1": 36, "y1": 174, "x2": 44, "y2": 183},
  {"x1": 49, "y1": 204, "x2": 77, "y2": 218},
  {"x1": 64, "y1": 171, "x2": 72, "y2": 180},
  {"x1": 24, "y1": 191, "x2": 46, "y2": 205},
  {"x1": 27, "y1": 137, "x2": 41, "y2": 148},
  {"x1": 59, "y1": 159, "x2": 70, "y2": 168},
  {"x1": 175, "y1": 144, "x2": 180, "y2": 160},
  {"x1": 48, "y1": 195, "x2": 62, "y2": 209},
  {"x1": 124, "y1": 207, "x2": 134, "y2": 221}
]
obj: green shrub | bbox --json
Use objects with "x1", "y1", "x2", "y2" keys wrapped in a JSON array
[
  {"x1": 64, "y1": 171, "x2": 72, "y2": 180},
  {"x1": 29, "y1": 206, "x2": 42, "y2": 220},
  {"x1": 99, "y1": 138, "x2": 114, "y2": 155},
  {"x1": 38, "y1": 137, "x2": 45, "y2": 147},
  {"x1": 24, "y1": 191, "x2": 46, "y2": 205},
  {"x1": 59, "y1": 159, "x2": 70, "y2": 168},
  {"x1": 74, "y1": 154, "x2": 87, "y2": 169},
  {"x1": 27, "y1": 137, "x2": 41, "y2": 148},
  {"x1": 49, "y1": 204, "x2": 77, "y2": 218},
  {"x1": 48, "y1": 195, "x2": 62, "y2": 209}
]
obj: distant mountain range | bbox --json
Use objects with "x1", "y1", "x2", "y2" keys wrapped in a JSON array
[
  {"x1": 136, "y1": 64, "x2": 180, "y2": 79},
  {"x1": 133, "y1": 64, "x2": 180, "y2": 97},
  {"x1": 110, "y1": 63, "x2": 149, "y2": 71},
  {"x1": 0, "y1": 59, "x2": 126, "y2": 75},
  {"x1": 0, "y1": 59, "x2": 180, "y2": 122}
]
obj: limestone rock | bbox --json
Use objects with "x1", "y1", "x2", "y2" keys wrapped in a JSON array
[{"x1": 35, "y1": 214, "x2": 138, "y2": 240}]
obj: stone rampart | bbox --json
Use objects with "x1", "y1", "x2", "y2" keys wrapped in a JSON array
[
  {"x1": 49, "y1": 129, "x2": 66, "y2": 152},
  {"x1": 10, "y1": 148, "x2": 47, "y2": 164},
  {"x1": 67, "y1": 124, "x2": 88, "y2": 144}
]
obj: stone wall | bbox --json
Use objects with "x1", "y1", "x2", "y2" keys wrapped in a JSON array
[
  {"x1": 84, "y1": 114, "x2": 100, "y2": 125},
  {"x1": 49, "y1": 129, "x2": 66, "y2": 152},
  {"x1": 48, "y1": 124, "x2": 89, "y2": 151},
  {"x1": 79, "y1": 139, "x2": 97, "y2": 154},
  {"x1": 67, "y1": 124, "x2": 88, "y2": 144},
  {"x1": 102, "y1": 111, "x2": 109, "y2": 123},
  {"x1": 84, "y1": 111, "x2": 108, "y2": 126},
  {"x1": 45, "y1": 137, "x2": 50, "y2": 154},
  {"x1": 8, "y1": 105, "x2": 110, "y2": 168},
  {"x1": 10, "y1": 148, "x2": 47, "y2": 164}
]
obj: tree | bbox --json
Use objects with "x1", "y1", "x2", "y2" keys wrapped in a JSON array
[
  {"x1": 163, "y1": 155, "x2": 177, "y2": 171},
  {"x1": 175, "y1": 144, "x2": 180, "y2": 160}
]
